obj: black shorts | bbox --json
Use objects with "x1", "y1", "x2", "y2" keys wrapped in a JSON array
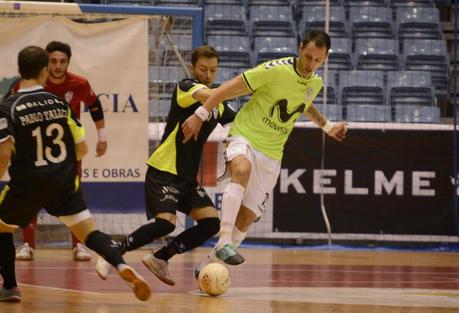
[
  {"x1": 0, "y1": 182, "x2": 87, "y2": 228},
  {"x1": 145, "y1": 166, "x2": 214, "y2": 220}
]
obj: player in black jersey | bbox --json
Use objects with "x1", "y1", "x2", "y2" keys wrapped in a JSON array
[
  {"x1": 96, "y1": 45, "x2": 237, "y2": 286},
  {"x1": 0, "y1": 46, "x2": 151, "y2": 302}
]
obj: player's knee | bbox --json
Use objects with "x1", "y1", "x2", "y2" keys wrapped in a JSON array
[
  {"x1": 230, "y1": 159, "x2": 251, "y2": 183},
  {"x1": 155, "y1": 218, "x2": 176, "y2": 237},
  {"x1": 197, "y1": 217, "x2": 220, "y2": 238}
]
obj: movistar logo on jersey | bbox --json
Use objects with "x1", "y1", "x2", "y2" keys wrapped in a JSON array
[
  {"x1": 269, "y1": 99, "x2": 305, "y2": 123},
  {"x1": 261, "y1": 99, "x2": 305, "y2": 134}
]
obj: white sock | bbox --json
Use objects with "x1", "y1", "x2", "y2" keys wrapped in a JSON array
[
  {"x1": 217, "y1": 182, "x2": 245, "y2": 248},
  {"x1": 232, "y1": 226, "x2": 248, "y2": 248}
]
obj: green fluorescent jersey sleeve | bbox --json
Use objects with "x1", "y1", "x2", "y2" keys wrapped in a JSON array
[
  {"x1": 177, "y1": 80, "x2": 207, "y2": 108},
  {"x1": 67, "y1": 107, "x2": 85, "y2": 143},
  {"x1": 232, "y1": 57, "x2": 323, "y2": 161}
]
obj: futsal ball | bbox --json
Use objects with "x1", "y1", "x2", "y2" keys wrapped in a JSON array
[{"x1": 198, "y1": 263, "x2": 231, "y2": 296}]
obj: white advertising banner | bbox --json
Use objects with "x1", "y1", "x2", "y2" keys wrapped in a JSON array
[{"x1": 0, "y1": 15, "x2": 149, "y2": 182}]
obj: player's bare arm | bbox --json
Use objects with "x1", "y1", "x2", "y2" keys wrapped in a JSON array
[
  {"x1": 304, "y1": 104, "x2": 348, "y2": 142},
  {"x1": 182, "y1": 75, "x2": 250, "y2": 143},
  {"x1": 0, "y1": 138, "x2": 13, "y2": 178},
  {"x1": 94, "y1": 119, "x2": 107, "y2": 157}
]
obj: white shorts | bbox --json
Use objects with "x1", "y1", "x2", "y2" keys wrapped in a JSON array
[{"x1": 224, "y1": 136, "x2": 280, "y2": 217}]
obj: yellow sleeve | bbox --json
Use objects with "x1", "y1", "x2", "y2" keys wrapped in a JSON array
[
  {"x1": 176, "y1": 79, "x2": 207, "y2": 108},
  {"x1": 66, "y1": 107, "x2": 85, "y2": 143}
]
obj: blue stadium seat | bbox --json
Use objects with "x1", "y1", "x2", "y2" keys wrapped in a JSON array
[
  {"x1": 204, "y1": 0, "x2": 244, "y2": 4},
  {"x1": 328, "y1": 38, "x2": 353, "y2": 71},
  {"x1": 205, "y1": 4, "x2": 248, "y2": 36},
  {"x1": 314, "y1": 104, "x2": 344, "y2": 121},
  {"x1": 301, "y1": 6, "x2": 348, "y2": 38},
  {"x1": 394, "y1": 106, "x2": 441, "y2": 123},
  {"x1": 387, "y1": 71, "x2": 433, "y2": 107},
  {"x1": 249, "y1": 6, "x2": 295, "y2": 38},
  {"x1": 354, "y1": 38, "x2": 400, "y2": 71},
  {"x1": 339, "y1": 70, "x2": 389, "y2": 121},
  {"x1": 150, "y1": 66, "x2": 185, "y2": 95},
  {"x1": 396, "y1": 7, "x2": 442, "y2": 40},
  {"x1": 403, "y1": 39, "x2": 449, "y2": 97},
  {"x1": 207, "y1": 35, "x2": 251, "y2": 67},
  {"x1": 350, "y1": 6, "x2": 394, "y2": 39},
  {"x1": 150, "y1": 99, "x2": 172, "y2": 122},
  {"x1": 247, "y1": 0, "x2": 291, "y2": 5},
  {"x1": 153, "y1": 0, "x2": 199, "y2": 6},
  {"x1": 342, "y1": 0, "x2": 387, "y2": 6},
  {"x1": 253, "y1": 37, "x2": 297, "y2": 65},
  {"x1": 213, "y1": 67, "x2": 238, "y2": 87},
  {"x1": 390, "y1": 0, "x2": 434, "y2": 7}
]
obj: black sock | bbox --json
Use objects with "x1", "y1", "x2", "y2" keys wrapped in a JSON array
[
  {"x1": 154, "y1": 217, "x2": 220, "y2": 261},
  {"x1": 85, "y1": 230, "x2": 125, "y2": 268},
  {"x1": 121, "y1": 218, "x2": 175, "y2": 252},
  {"x1": 0, "y1": 233, "x2": 17, "y2": 289}
]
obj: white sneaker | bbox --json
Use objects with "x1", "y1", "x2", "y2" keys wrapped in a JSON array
[
  {"x1": 73, "y1": 243, "x2": 91, "y2": 261},
  {"x1": 16, "y1": 243, "x2": 34, "y2": 261},
  {"x1": 96, "y1": 256, "x2": 113, "y2": 280},
  {"x1": 118, "y1": 264, "x2": 151, "y2": 301},
  {"x1": 141, "y1": 252, "x2": 175, "y2": 286}
]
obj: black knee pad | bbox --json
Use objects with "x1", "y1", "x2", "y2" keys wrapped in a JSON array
[
  {"x1": 155, "y1": 218, "x2": 176, "y2": 237},
  {"x1": 197, "y1": 217, "x2": 220, "y2": 237}
]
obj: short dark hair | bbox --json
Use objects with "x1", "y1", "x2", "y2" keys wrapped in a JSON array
[
  {"x1": 191, "y1": 45, "x2": 219, "y2": 66},
  {"x1": 301, "y1": 30, "x2": 331, "y2": 53},
  {"x1": 18, "y1": 46, "x2": 48, "y2": 79},
  {"x1": 45, "y1": 41, "x2": 72, "y2": 59}
]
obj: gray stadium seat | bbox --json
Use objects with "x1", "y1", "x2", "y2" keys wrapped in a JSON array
[
  {"x1": 207, "y1": 35, "x2": 251, "y2": 67},
  {"x1": 253, "y1": 37, "x2": 297, "y2": 65},
  {"x1": 387, "y1": 71, "x2": 433, "y2": 107},
  {"x1": 396, "y1": 7, "x2": 442, "y2": 40},
  {"x1": 343, "y1": 0, "x2": 387, "y2": 6},
  {"x1": 339, "y1": 70, "x2": 389, "y2": 121},
  {"x1": 250, "y1": 6, "x2": 295, "y2": 38},
  {"x1": 205, "y1": 4, "x2": 248, "y2": 36},
  {"x1": 403, "y1": 39, "x2": 449, "y2": 97},
  {"x1": 350, "y1": 6, "x2": 394, "y2": 39},
  {"x1": 354, "y1": 38, "x2": 400, "y2": 71},
  {"x1": 301, "y1": 6, "x2": 348, "y2": 38},
  {"x1": 394, "y1": 106, "x2": 441, "y2": 123},
  {"x1": 390, "y1": 0, "x2": 435, "y2": 7},
  {"x1": 328, "y1": 38, "x2": 352, "y2": 71}
]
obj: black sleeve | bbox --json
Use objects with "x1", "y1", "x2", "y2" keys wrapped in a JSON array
[
  {"x1": 178, "y1": 78, "x2": 201, "y2": 92},
  {"x1": 219, "y1": 101, "x2": 238, "y2": 126}
]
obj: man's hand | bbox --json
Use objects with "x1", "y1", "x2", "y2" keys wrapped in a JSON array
[
  {"x1": 95, "y1": 141, "x2": 107, "y2": 157},
  {"x1": 182, "y1": 114, "x2": 203, "y2": 143},
  {"x1": 327, "y1": 122, "x2": 348, "y2": 142}
]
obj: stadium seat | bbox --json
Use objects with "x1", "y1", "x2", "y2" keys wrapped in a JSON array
[
  {"x1": 394, "y1": 105, "x2": 441, "y2": 123},
  {"x1": 153, "y1": 0, "x2": 199, "y2": 6},
  {"x1": 249, "y1": 6, "x2": 295, "y2": 38},
  {"x1": 328, "y1": 37, "x2": 353, "y2": 71},
  {"x1": 253, "y1": 37, "x2": 297, "y2": 65},
  {"x1": 387, "y1": 71, "x2": 433, "y2": 107},
  {"x1": 247, "y1": 0, "x2": 290, "y2": 5},
  {"x1": 354, "y1": 38, "x2": 400, "y2": 71},
  {"x1": 205, "y1": 4, "x2": 248, "y2": 36},
  {"x1": 207, "y1": 35, "x2": 251, "y2": 67},
  {"x1": 403, "y1": 39, "x2": 449, "y2": 97},
  {"x1": 350, "y1": 6, "x2": 394, "y2": 39},
  {"x1": 301, "y1": 6, "x2": 348, "y2": 38},
  {"x1": 342, "y1": 0, "x2": 387, "y2": 6},
  {"x1": 390, "y1": 0, "x2": 435, "y2": 7},
  {"x1": 339, "y1": 70, "x2": 389, "y2": 121},
  {"x1": 396, "y1": 7, "x2": 442, "y2": 40}
]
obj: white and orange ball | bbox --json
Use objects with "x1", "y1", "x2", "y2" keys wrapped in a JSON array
[{"x1": 198, "y1": 263, "x2": 231, "y2": 296}]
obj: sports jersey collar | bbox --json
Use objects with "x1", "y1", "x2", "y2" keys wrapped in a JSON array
[{"x1": 17, "y1": 85, "x2": 44, "y2": 92}]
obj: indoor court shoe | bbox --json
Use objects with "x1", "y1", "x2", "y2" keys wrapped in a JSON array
[
  {"x1": 96, "y1": 256, "x2": 113, "y2": 280},
  {"x1": 216, "y1": 243, "x2": 245, "y2": 265},
  {"x1": 0, "y1": 287, "x2": 21, "y2": 302},
  {"x1": 73, "y1": 243, "x2": 92, "y2": 261},
  {"x1": 142, "y1": 252, "x2": 175, "y2": 286},
  {"x1": 118, "y1": 264, "x2": 151, "y2": 301},
  {"x1": 15, "y1": 243, "x2": 34, "y2": 260}
]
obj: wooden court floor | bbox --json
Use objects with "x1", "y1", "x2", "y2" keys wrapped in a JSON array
[{"x1": 2, "y1": 247, "x2": 459, "y2": 313}]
